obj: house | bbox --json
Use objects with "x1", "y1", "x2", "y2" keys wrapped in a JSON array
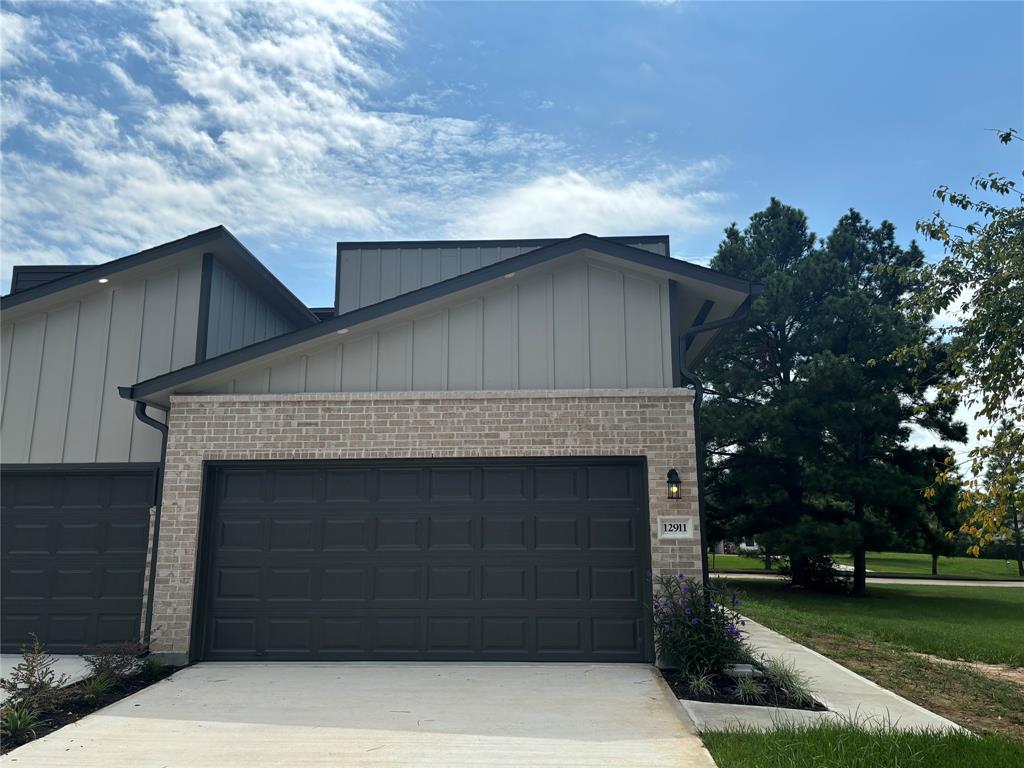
[{"x1": 1, "y1": 228, "x2": 760, "y2": 664}]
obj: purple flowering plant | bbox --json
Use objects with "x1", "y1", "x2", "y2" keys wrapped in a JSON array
[{"x1": 650, "y1": 573, "x2": 748, "y2": 678}]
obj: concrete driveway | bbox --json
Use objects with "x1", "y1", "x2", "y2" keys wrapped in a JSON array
[{"x1": 5, "y1": 663, "x2": 716, "y2": 767}]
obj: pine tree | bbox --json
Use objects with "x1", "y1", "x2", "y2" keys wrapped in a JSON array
[{"x1": 702, "y1": 202, "x2": 964, "y2": 594}]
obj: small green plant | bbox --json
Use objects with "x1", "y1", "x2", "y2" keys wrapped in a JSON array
[
  {"x1": 139, "y1": 656, "x2": 164, "y2": 681},
  {"x1": 734, "y1": 676, "x2": 767, "y2": 705},
  {"x1": 83, "y1": 642, "x2": 145, "y2": 680},
  {"x1": 761, "y1": 656, "x2": 816, "y2": 708},
  {"x1": 0, "y1": 634, "x2": 70, "y2": 711},
  {"x1": 0, "y1": 701, "x2": 41, "y2": 744},
  {"x1": 80, "y1": 673, "x2": 113, "y2": 701},
  {"x1": 685, "y1": 668, "x2": 717, "y2": 698}
]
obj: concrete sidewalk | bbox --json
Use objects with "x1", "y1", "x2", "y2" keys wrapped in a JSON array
[
  {"x1": 4, "y1": 663, "x2": 718, "y2": 767},
  {"x1": 683, "y1": 619, "x2": 963, "y2": 733}
]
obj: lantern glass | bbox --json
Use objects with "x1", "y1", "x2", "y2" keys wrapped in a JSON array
[{"x1": 666, "y1": 469, "x2": 681, "y2": 500}]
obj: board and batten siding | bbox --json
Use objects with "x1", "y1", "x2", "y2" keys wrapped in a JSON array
[
  {"x1": 1, "y1": 258, "x2": 202, "y2": 463},
  {"x1": 193, "y1": 260, "x2": 674, "y2": 397},
  {"x1": 203, "y1": 257, "x2": 300, "y2": 359},
  {"x1": 336, "y1": 239, "x2": 668, "y2": 314}
]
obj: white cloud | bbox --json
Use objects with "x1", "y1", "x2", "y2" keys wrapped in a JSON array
[
  {"x1": 0, "y1": 1, "x2": 725, "y2": 288},
  {"x1": 447, "y1": 166, "x2": 724, "y2": 239},
  {"x1": 0, "y1": 10, "x2": 41, "y2": 68}
]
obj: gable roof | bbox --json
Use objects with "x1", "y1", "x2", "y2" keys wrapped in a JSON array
[
  {"x1": 1, "y1": 225, "x2": 318, "y2": 328},
  {"x1": 121, "y1": 233, "x2": 761, "y2": 405}
]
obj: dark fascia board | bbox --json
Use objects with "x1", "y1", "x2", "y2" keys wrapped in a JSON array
[
  {"x1": 10, "y1": 265, "x2": 91, "y2": 293},
  {"x1": 1, "y1": 226, "x2": 226, "y2": 310},
  {"x1": 333, "y1": 235, "x2": 672, "y2": 314},
  {"x1": 309, "y1": 307, "x2": 335, "y2": 321},
  {"x1": 124, "y1": 233, "x2": 761, "y2": 402},
  {"x1": 336, "y1": 234, "x2": 671, "y2": 251},
  {"x1": 215, "y1": 229, "x2": 318, "y2": 327},
  {"x1": 1, "y1": 226, "x2": 318, "y2": 329}
]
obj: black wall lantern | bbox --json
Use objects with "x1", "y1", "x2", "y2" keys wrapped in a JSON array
[{"x1": 666, "y1": 468, "x2": 682, "y2": 500}]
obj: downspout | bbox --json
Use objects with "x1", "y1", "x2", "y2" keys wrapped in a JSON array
[
  {"x1": 123, "y1": 391, "x2": 169, "y2": 647},
  {"x1": 678, "y1": 295, "x2": 755, "y2": 586}
]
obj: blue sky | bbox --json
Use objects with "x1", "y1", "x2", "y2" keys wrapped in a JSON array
[{"x1": 1, "y1": 0, "x2": 1020, "y2": 309}]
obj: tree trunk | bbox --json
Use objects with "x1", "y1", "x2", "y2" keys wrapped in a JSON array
[
  {"x1": 765, "y1": 549, "x2": 772, "y2": 571},
  {"x1": 853, "y1": 495, "x2": 867, "y2": 596},
  {"x1": 931, "y1": 552, "x2": 939, "y2": 576},
  {"x1": 1010, "y1": 504, "x2": 1024, "y2": 578}
]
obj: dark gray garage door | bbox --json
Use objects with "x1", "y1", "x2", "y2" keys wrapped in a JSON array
[
  {"x1": 197, "y1": 458, "x2": 652, "y2": 661},
  {"x1": 1, "y1": 466, "x2": 155, "y2": 653}
]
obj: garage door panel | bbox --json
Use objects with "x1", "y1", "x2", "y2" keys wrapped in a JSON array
[
  {"x1": 376, "y1": 517, "x2": 421, "y2": 549},
  {"x1": 481, "y1": 515, "x2": 527, "y2": 549},
  {"x1": 427, "y1": 515, "x2": 473, "y2": 549},
  {"x1": 323, "y1": 517, "x2": 371, "y2": 550},
  {"x1": 321, "y1": 568, "x2": 364, "y2": 602},
  {"x1": 5, "y1": 523, "x2": 50, "y2": 554},
  {"x1": 268, "y1": 518, "x2": 315, "y2": 551},
  {"x1": 428, "y1": 566, "x2": 474, "y2": 600},
  {"x1": 199, "y1": 459, "x2": 650, "y2": 661}
]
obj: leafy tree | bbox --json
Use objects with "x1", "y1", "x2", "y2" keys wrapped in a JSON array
[
  {"x1": 701, "y1": 199, "x2": 838, "y2": 577},
  {"x1": 903, "y1": 129, "x2": 1023, "y2": 563},
  {"x1": 702, "y1": 201, "x2": 964, "y2": 595},
  {"x1": 970, "y1": 420, "x2": 1024, "y2": 576},
  {"x1": 888, "y1": 446, "x2": 965, "y2": 576}
]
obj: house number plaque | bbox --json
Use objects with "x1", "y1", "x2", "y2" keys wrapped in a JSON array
[{"x1": 657, "y1": 516, "x2": 694, "y2": 540}]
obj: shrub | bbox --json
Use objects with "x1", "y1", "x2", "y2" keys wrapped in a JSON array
[
  {"x1": 685, "y1": 668, "x2": 717, "y2": 698},
  {"x1": 80, "y1": 673, "x2": 113, "y2": 702},
  {"x1": 761, "y1": 656, "x2": 816, "y2": 709},
  {"x1": 652, "y1": 573, "x2": 748, "y2": 678},
  {"x1": 0, "y1": 634, "x2": 70, "y2": 711},
  {"x1": 83, "y1": 642, "x2": 146, "y2": 680},
  {"x1": 139, "y1": 656, "x2": 164, "y2": 681},
  {"x1": 0, "y1": 701, "x2": 41, "y2": 744},
  {"x1": 734, "y1": 676, "x2": 767, "y2": 705},
  {"x1": 782, "y1": 555, "x2": 852, "y2": 594}
]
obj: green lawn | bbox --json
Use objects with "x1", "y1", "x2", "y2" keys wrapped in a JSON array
[
  {"x1": 703, "y1": 723, "x2": 1024, "y2": 768},
  {"x1": 731, "y1": 580, "x2": 1024, "y2": 665},
  {"x1": 709, "y1": 550, "x2": 1024, "y2": 580},
  {"x1": 727, "y1": 579, "x2": 1024, "y2": 740}
]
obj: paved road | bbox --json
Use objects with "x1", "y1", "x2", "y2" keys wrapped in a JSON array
[
  {"x1": 5, "y1": 663, "x2": 716, "y2": 768},
  {"x1": 714, "y1": 572, "x2": 1024, "y2": 587}
]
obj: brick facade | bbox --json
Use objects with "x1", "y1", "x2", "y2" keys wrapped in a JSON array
[{"x1": 151, "y1": 388, "x2": 702, "y2": 659}]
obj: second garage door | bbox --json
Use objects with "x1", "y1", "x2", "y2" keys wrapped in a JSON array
[{"x1": 196, "y1": 458, "x2": 652, "y2": 661}]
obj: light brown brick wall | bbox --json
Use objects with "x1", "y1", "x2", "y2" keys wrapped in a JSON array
[{"x1": 151, "y1": 388, "x2": 702, "y2": 657}]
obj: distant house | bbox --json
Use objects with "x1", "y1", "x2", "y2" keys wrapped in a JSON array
[{"x1": 1, "y1": 228, "x2": 759, "y2": 664}]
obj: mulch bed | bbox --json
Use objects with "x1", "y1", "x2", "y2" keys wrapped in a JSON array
[
  {"x1": 660, "y1": 668, "x2": 828, "y2": 711},
  {"x1": 1, "y1": 666, "x2": 181, "y2": 754}
]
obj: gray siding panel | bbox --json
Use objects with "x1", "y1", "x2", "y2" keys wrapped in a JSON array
[
  {"x1": 2, "y1": 314, "x2": 46, "y2": 462},
  {"x1": 29, "y1": 304, "x2": 78, "y2": 463},
  {"x1": 1, "y1": 258, "x2": 202, "y2": 464},
  {"x1": 553, "y1": 264, "x2": 589, "y2": 389},
  {"x1": 337, "y1": 239, "x2": 669, "y2": 314},
  {"x1": 204, "y1": 258, "x2": 299, "y2": 359},
  {"x1": 588, "y1": 264, "x2": 627, "y2": 388},
  {"x1": 198, "y1": 258, "x2": 673, "y2": 398}
]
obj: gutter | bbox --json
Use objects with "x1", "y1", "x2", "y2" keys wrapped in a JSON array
[
  {"x1": 678, "y1": 294, "x2": 756, "y2": 586},
  {"x1": 121, "y1": 389, "x2": 169, "y2": 647}
]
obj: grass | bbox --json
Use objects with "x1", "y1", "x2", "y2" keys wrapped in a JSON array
[
  {"x1": 709, "y1": 550, "x2": 1024, "y2": 580},
  {"x1": 729, "y1": 579, "x2": 1024, "y2": 740},
  {"x1": 732, "y1": 580, "x2": 1024, "y2": 665},
  {"x1": 702, "y1": 722, "x2": 1024, "y2": 768}
]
